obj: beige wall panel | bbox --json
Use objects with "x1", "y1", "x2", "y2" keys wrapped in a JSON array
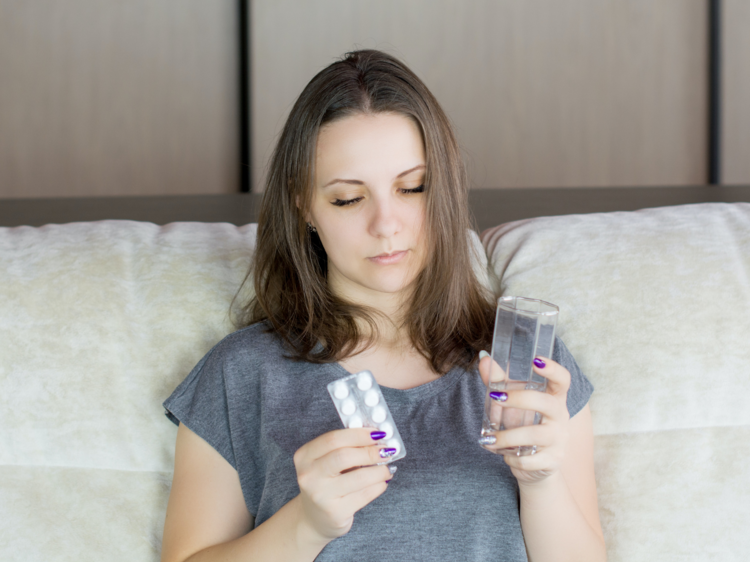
[
  {"x1": 0, "y1": 0, "x2": 238, "y2": 198},
  {"x1": 724, "y1": 0, "x2": 750, "y2": 185},
  {"x1": 252, "y1": 0, "x2": 706, "y2": 190}
]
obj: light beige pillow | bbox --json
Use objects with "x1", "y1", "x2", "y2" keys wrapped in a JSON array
[
  {"x1": 482, "y1": 202, "x2": 750, "y2": 561},
  {"x1": 0, "y1": 220, "x2": 487, "y2": 561},
  {"x1": 0, "y1": 220, "x2": 256, "y2": 561}
]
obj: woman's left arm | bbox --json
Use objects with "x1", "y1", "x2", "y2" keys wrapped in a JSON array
[
  {"x1": 516, "y1": 403, "x2": 606, "y2": 562},
  {"x1": 478, "y1": 356, "x2": 607, "y2": 562}
]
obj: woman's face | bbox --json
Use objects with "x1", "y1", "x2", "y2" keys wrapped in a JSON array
[{"x1": 307, "y1": 112, "x2": 428, "y2": 309}]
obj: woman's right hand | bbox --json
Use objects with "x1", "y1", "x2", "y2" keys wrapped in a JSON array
[{"x1": 292, "y1": 428, "x2": 395, "y2": 542}]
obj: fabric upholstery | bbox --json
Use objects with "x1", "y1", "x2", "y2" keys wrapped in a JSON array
[
  {"x1": 483, "y1": 202, "x2": 750, "y2": 560},
  {"x1": 0, "y1": 221, "x2": 256, "y2": 560},
  {"x1": 0, "y1": 221, "x2": 487, "y2": 561},
  {"x1": 1, "y1": 205, "x2": 748, "y2": 561}
]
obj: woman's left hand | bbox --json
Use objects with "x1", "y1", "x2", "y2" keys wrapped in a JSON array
[{"x1": 478, "y1": 353, "x2": 571, "y2": 487}]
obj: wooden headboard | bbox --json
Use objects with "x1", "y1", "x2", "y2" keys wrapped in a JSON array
[{"x1": 2, "y1": 185, "x2": 749, "y2": 232}]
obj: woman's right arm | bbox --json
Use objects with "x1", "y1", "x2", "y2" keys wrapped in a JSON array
[{"x1": 161, "y1": 423, "x2": 392, "y2": 562}]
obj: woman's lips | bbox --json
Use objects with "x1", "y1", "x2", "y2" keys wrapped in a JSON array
[{"x1": 368, "y1": 250, "x2": 408, "y2": 265}]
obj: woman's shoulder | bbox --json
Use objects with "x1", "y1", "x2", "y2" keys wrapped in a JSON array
[
  {"x1": 165, "y1": 321, "x2": 291, "y2": 418},
  {"x1": 205, "y1": 320, "x2": 288, "y2": 367},
  {"x1": 552, "y1": 335, "x2": 594, "y2": 417}
]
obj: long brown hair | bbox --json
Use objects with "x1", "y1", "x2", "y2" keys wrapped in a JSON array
[{"x1": 233, "y1": 49, "x2": 494, "y2": 374}]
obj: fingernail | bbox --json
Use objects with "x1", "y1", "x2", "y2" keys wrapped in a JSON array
[
  {"x1": 479, "y1": 350, "x2": 490, "y2": 360},
  {"x1": 533, "y1": 358, "x2": 546, "y2": 369},
  {"x1": 379, "y1": 448, "x2": 397, "y2": 458},
  {"x1": 370, "y1": 430, "x2": 387, "y2": 440},
  {"x1": 489, "y1": 391, "x2": 508, "y2": 402},
  {"x1": 478, "y1": 435, "x2": 497, "y2": 445},
  {"x1": 388, "y1": 465, "x2": 398, "y2": 475}
]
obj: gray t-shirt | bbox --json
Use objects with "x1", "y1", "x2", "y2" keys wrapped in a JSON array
[{"x1": 164, "y1": 321, "x2": 593, "y2": 561}]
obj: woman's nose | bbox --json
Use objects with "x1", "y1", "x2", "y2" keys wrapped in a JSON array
[{"x1": 368, "y1": 197, "x2": 401, "y2": 239}]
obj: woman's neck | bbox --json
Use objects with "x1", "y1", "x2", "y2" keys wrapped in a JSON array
[{"x1": 339, "y1": 315, "x2": 441, "y2": 390}]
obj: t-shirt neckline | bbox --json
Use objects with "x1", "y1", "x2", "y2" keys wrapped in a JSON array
[{"x1": 328, "y1": 361, "x2": 467, "y2": 405}]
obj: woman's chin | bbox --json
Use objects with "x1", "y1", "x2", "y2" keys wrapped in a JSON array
[
  {"x1": 329, "y1": 264, "x2": 422, "y2": 302},
  {"x1": 363, "y1": 275, "x2": 420, "y2": 298}
]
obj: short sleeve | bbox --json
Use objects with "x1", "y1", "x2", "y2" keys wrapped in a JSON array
[
  {"x1": 552, "y1": 336, "x2": 593, "y2": 418},
  {"x1": 163, "y1": 345, "x2": 237, "y2": 470}
]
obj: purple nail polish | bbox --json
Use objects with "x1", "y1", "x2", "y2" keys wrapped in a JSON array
[
  {"x1": 379, "y1": 447, "x2": 397, "y2": 458},
  {"x1": 489, "y1": 391, "x2": 508, "y2": 402},
  {"x1": 370, "y1": 430, "x2": 387, "y2": 440},
  {"x1": 533, "y1": 358, "x2": 546, "y2": 369}
]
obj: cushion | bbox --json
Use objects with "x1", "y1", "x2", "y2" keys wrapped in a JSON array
[
  {"x1": 482, "y1": 202, "x2": 750, "y2": 561},
  {"x1": 0, "y1": 221, "x2": 256, "y2": 560},
  {"x1": 0, "y1": 221, "x2": 487, "y2": 561}
]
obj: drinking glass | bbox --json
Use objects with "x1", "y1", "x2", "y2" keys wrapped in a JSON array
[{"x1": 481, "y1": 296, "x2": 558, "y2": 456}]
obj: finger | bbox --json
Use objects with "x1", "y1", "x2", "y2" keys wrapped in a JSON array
[
  {"x1": 489, "y1": 388, "x2": 562, "y2": 421},
  {"x1": 481, "y1": 424, "x2": 555, "y2": 453},
  {"x1": 478, "y1": 351, "x2": 506, "y2": 386},
  {"x1": 319, "y1": 443, "x2": 398, "y2": 477},
  {"x1": 295, "y1": 428, "x2": 387, "y2": 467},
  {"x1": 338, "y1": 479, "x2": 390, "y2": 516},
  {"x1": 330, "y1": 464, "x2": 393, "y2": 498},
  {"x1": 531, "y1": 356, "x2": 571, "y2": 397},
  {"x1": 502, "y1": 450, "x2": 556, "y2": 472}
]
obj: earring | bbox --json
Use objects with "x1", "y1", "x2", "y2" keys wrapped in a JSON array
[{"x1": 306, "y1": 223, "x2": 317, "y2": 233}]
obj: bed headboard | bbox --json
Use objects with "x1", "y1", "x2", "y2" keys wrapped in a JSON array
[{"x1": 2, "y1": 185, "x2": 749, "y2": 231}]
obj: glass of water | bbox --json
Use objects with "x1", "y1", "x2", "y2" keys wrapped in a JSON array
[{"x1": 481, "y1": 296, "x2": 558, "y2": 456}]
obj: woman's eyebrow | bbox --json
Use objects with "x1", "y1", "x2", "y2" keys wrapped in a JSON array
[{"x1": 322, "y1": 164, "x2": 425, "y2": 188}]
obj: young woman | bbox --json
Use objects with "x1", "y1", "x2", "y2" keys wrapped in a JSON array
[{"x1": 161, "y1": 50, "x2": 606, "y2": 562}]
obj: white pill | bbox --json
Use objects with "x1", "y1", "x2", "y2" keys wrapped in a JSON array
[
  {"x1": 347, "y1": 415, "x2": 363, "y2": 428},
  {"x1": 356, "y1": 372, "x2": 373, "y2": 390},
  {"x1": 371, "y1": 405, "x2": 386, "y2": 423},
  {"x1": 333, "y1": 382, "x2": 349, "y2": 399},
  {"x1": 379, "y1": 422, "x2": 394, "y2": 439},
  {"x1": 386, "y1": 438, "x2": 401, "y2": 455},
  {"x1": 364, "y1": 389, "x2": 379, "y2": 407},
  {"x1": 341, "y1": 398, "x2": 356, "y2": 416}
]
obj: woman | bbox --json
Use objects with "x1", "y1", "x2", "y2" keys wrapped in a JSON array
[{"x1": 161, "y1": 49, "x2": 605, "y2": 562}]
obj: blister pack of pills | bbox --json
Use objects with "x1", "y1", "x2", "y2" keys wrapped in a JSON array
[{"x1": 327, "y1": 370, "x2": 406, "y2": 463}]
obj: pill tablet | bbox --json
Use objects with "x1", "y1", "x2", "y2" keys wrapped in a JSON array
[
  {"x1": 379, "y1": 422, "x2": 394, "y2": 439},
  {"x1": 333, "y1": 382, "x2": 349, "y2": 399},
  {"x1": 341, "y1": 398, "x2": 356, "y2": 416},
  {"x1": 371, "y1": 406, "x2": 386, "y2": 423},
  {"x1": 326, "y1": 370, "x2": 406, "y2": 463},
  {"x1": 356, "y1": 372, "x2": 373, "y2": 390},
  {"x1": 364, "y1": 389, "x2": 379, "y2": 407}
]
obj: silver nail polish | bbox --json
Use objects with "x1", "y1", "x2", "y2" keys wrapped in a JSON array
[
  {"x1": 388, "y1": 465, "x2": 398, "y2": 475},
  {"x1": 478, "y1": 435, "x2": 497, "y2": 446}
]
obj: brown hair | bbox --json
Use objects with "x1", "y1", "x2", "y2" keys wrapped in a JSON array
[{"x1": 233, "y1": 49, "x2": 494, "y2": 374}]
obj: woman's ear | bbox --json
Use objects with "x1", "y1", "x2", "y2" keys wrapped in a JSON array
[
  {"x1": 296, "y1": 198, "x2": 317, "y2": 228},
  {"x1": 295, "y1": 195, "x2": 311, "y2": 224}
]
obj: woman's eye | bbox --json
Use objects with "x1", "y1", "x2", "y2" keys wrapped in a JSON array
[
  {"x1": 332, "y1": 196, "x2": 363, "y2": 207},
  {"x1": 331, "y1": 185, "x2": 424, "y2": 207},
  {"x1": 401, "y1": 184, "x2": 425, "y2": 194}
]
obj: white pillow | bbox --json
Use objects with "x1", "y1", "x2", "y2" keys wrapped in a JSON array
[
  {"x1": 0, "y1": 221, "x2": 488, "y2": 562},
  {"x1": 482, "y1": 202, "x2": 750, "y2": 560},
  {"x1": 0, "y1": 220, "x2": 257, "y2": 472},
  {"x1": 0, "y1": 221, "x2": 256, "y2": 561},
  {"x1": 482, "y1": 202, "x2": 750, "y2": 435}
]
